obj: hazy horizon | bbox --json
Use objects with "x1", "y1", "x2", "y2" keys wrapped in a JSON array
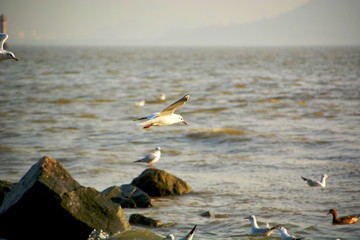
[{"x1": 1, "y1": 0, "x2": 360, "y2": 46}]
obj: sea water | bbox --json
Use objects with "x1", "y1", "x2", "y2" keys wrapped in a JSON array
[{"x1": 0, "y1": 46, "x2": 359, "y2": 239}]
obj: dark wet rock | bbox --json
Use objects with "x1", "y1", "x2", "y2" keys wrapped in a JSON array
[
  {"x1": 200, "y1": 210, "x2": 215, "y2": 218},
  {"x1": 129, "y1": 214, "x2": 162, "y2": 227},
  {"x1": 120, "y1": 184, "x2": 152, "y2": 208},
  {"x1": 102, "y1": 184, "x2": 152, "y2": 208},
  {"x1": 0, "y1": 180, "x2": 16, "y2": 207},
  {"x1": 109, "y1": 229, "x2": 163, "y2": 240},
  {"x1": 0, "y1": 156, "x2": 130, "y2": 240},
  {"x1": 131, "y1": 169, "x2": 192, "y2": 197},
  {"x1": 200, "y1": 210, "x2": 229, "y2": 218}
]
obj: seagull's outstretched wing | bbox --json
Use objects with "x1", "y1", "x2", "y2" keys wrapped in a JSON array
[
  {"x1": 159, "y1": 94, "x2": 190, "y2": 116},
  {"x1": 0, "y1": 33, "x2": 8, "y2": 50},
  {"x1": 134, "y1": 152, "x2": 157, "y2": 163},
  {"x1": 134, "y1": 112, "x2": 160, "y2": 121}
]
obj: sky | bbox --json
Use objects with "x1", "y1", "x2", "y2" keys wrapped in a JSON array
[{"x1": 1, "y1": 0, "x2": 359, "y2": 46}]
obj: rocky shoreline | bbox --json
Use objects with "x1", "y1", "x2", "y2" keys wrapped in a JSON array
[{"x1": 0, "y1": 156, "x2": 193, "y2": 240}]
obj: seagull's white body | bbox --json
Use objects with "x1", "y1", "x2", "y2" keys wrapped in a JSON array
[
  {"x1": 135, "y1": 94, "x2": 190, "y2": 128},
  {"x1": 278, "y1": 226, "x2": 304, "y2": 240},
  {"x1": 244, "y1": 215, "x2": 278, "y2": 236},
  {"x1": 164, "y1": 225, "x2": 197, "y2": 240},
  {"x1": 0, "y1": 34, "x2": 18, "y2": 61},
  {"x1": 301, "y1": 173, "x2": 328, "y2": 187},
  {"x1": 134, "y1": 147, "x2": 161, "y2": 169}
]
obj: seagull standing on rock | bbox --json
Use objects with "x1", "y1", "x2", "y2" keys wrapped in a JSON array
[
  {"x1": 244, "y1": 215, "x2": 278, "y2": 236},
  {"x1": 301, "y1": 174, "x2": 328, "y2": 187},
  {"x1": 135, "y1": 94, "x2": 190, "y2": 129},
  {"x1": 0, "y1": 34, "x2": 18, "y2": 61},
  {"x1": 134, "y1": 147, "x2": 161, "y2": 169}
]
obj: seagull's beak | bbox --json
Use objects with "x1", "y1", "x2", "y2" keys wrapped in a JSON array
[
  {"x1": 244, "y1": 217, "x2": 249, "y2": 220},
  {"x1": 13, "y1": 57, "x2": 18, "y2": 61},
  {"x1": 182, "y1": 121, "x2": 187, "y2": 125}
]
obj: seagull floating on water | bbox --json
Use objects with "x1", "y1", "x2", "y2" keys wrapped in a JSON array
[
  {"x1": 327, "y1": 208, "x2": 359, "y2": 224},
  {"x1": 134, "y1": 94, "x2": 190, "y2": 128},
  {"x1": 0, "y1": 34, "x2": 18, "y2": 61},
  {"x1": 301, "y1": 174, "x2": 328, "y2": 187},
  {"x1": 164, "y1": 225, "x2": 197, "y2": 240},
  {"x1": 134, "y1": 147, "x2": 161, "y2": 169},
  {"x1": 278, "y1": 226, "x2": 305, "y2": 240},
  {"x1": 244, "y1": 215, "x2": 278, "y2": 236}
]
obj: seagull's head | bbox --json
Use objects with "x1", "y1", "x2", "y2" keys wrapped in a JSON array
[
  {"x1": 322, "y1": 174, "x2": 329, "y2": 179},
  {"x1": 163, "y1": 234, "x2": 174, "y2": 240},
  {"x1": 277, "y1": 226, "x2": 287, "y2": 233},
  {"x1": 155, "y1": 147, "x2": 161, "y2": 152},
  {"x1": 6, "y1": 51, "x2": 18, "y2": 61},
  {"x1": 175, "y1": 114, "x2": 187, "y2": 125},
  {"x1": 244, "y1": 215, "x2": 255, "y2": 222}
]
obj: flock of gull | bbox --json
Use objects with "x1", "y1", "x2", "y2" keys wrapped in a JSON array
[
  {"x1": 2, "y1": 33, "x2": 358, "y2": 239},
  {"x1": 130, "y1": 94, "x2": 358, "y2": 239}
]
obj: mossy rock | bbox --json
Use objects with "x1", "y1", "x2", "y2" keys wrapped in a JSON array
[{"x1": 131, "y1": 169, "x2": 192, "y2": 197}]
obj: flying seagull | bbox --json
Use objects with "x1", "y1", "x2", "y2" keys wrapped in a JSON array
[
  {"x1": 135, "y1": 94, "x2": 190, "y2": 128},
  {"x1": 0, "y1": 34, "x2": 18, "y2": 61}
]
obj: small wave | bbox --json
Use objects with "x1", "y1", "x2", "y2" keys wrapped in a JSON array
[
  {"x1": 235, "y1": 83, "x2": 246, "y2": 88},
  {"x1": 78, "y1": 113, "x2": 97, "y2": 119},
  {"x1": 88, "y1": 99, "x2": 115, "y2": 103},
  {"x1": 51, "y1": 98, "x2": 76, "y2": 104},
  {"x1": 186, "y1": 128, "x2": 246, "y2": 139},
  {"x1": 64, "y1": 70, "x2": 80, "y2": 74},
  {"x1": 257, "y1": 98, "x2": 280, "y2": 103},
  {"x1": 188, "y1": 107, "x2": 228, "y2": 114}
]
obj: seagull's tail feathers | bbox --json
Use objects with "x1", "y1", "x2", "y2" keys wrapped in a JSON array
[
  {"x1": 301, "y1": 176, "x2": 308, "y2": 182},
  {"x1": 189, "y1": 224, "x2": 197, "y2": 235},
  {"x1": 183, "y1": 225, "x2": 197, "y2": 240}
]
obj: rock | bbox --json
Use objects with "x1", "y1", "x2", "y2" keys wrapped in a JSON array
[
  {"x1": 200, "y1": 210, "x2": 229, "y2": 219},
  {"x1": 120, "y1": 184, "x2": 152, "y2": 208},
  {"x1": 0, "y1": 156, "x2": 130, "y2": 240},
  {"x1": 102, "y1": 185, "x2": 152, "y2": 208},
  {"x1": 129, "y1": 214, "x2": 162, "y2": 227},
  {"x1": 131, "y1": 169, "x2": 192, "y2": 197},
  {"x1": 0, "y1": 180, "x2": 16, "y2": 207},
  {"x1": 200, "y1": 210, "x2": 215, "y2": 218},
  {"x1": 109, "y1": 229, "x2": 163, "y2": 240}
]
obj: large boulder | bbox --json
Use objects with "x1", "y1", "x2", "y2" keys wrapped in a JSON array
[
  {"x1": 0, "y1": 156, "x2": 130, "y2": 240},
  {"x1": 102, "y1": 184, "x2": 152, "y2": 208},
  {"x1": 131, "y1": 169, "x2": 192, "y2": 197},
  {"x1": 0, "y1": 180, "x2": 16, "y2": 207}
]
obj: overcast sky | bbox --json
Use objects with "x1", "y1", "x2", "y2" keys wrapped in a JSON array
[
  {"x1": 1, "y1": 0, "x2": 313, "y2": 45},
  {"x1": 2, "y1": 0, "x2": 359, "y2": 46}
]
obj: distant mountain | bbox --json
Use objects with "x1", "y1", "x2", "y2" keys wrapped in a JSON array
[{"x1": 162, "y1": 0, "x2": 360, "y2": 46}]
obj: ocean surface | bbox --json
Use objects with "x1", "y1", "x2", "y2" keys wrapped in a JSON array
[{"x1": 0, "y1": 46, "x2": 359, "y2": 239}]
